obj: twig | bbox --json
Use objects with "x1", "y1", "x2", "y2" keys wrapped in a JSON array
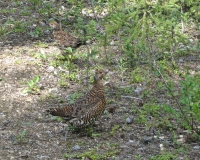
[
  {"x1": 181, "y1": 5, "x2": 184, "y2": 33},
  {"x1": 86, "y1": 44, "x2": 90, "y2": 89},
  {"x1": 153, "y1": 61, "x2": 196, "y2": 130},
  {"x1": 121, "y1": 95, "x2": 143, "y2": 101},
  {"x1": 90, "y1": 0, "x2": 98, "y2": 22},
  {"x1": 104, "y1": 32, "x2": 108, "y2": 61}
]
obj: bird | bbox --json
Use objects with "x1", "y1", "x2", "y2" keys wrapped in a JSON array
[
  {"x1": 49, "y1": 21, "x2": 81, "y2": 49},
  {"x1": 47, "y1": 69, "x2": 108, "y2": 127}
]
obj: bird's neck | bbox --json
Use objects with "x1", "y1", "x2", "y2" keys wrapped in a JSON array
[{"x1": 93, "y1": 79, "x2": 103, "y2": 86}]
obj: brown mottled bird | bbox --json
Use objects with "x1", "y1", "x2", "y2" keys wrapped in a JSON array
[
  {"x1": 47, "y1": 69, "x2": 108, "y2": 127},
  {"x1": 49, "y1": 21, "x2": 81, "y2": 49}
]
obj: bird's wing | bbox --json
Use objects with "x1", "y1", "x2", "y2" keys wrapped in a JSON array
[
  {"x1": 46, "y1": 96, "x2": 101, "y2": 119},
  {"x1": 70, "y1": 100, "x2": 105, "y2": 127},
  {"x1": 72, "y1": 97, "x2": 101, "y2": 118}
]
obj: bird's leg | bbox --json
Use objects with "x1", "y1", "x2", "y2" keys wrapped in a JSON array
[
  {"x1": 60, "y1": 122, "x2": 68, "y2": 141},
  {"x1": 64, "y1": 127, "x2": 68, "y2": 141}
]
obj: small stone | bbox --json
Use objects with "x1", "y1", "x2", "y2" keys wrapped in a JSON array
[
  {"x1": 143, "y1": 136, "x2": 153, "y2": 144},
  {"x1": 138, "y1": 147, "x2": 145, "y2": 151},
  {"x1": 120, "y1": 133, "x2": 125, "y2": 138},
  {"x1": 177, "y1": 135, "x2": 185, "y2": 143},
  {"x1": 179, "y1": 58, "x2": 184, "y2": 64},
  {"x1": 36, "y1": 155, "x2": 50, "y2": 159},
  {"x1": 86, "y1": 40, "x2": 91, "y2": 44},
  {"x1": 4, "y1": 145, "x2": 11, "y2": 149},
  {"x1": 107, "y1": 106, "x2": 116, "y2": 114},
  {"x1": 189, "y1": 39, "x2": 193, "y2": 42},
  {"x1": 33, "y1": 24, "x2": 37, "y2": 28},
  {"x1": 110, "y1": 40, "x2": 115, "y2": 46},
  {"x1": 32, "y1": 13, "x2": 40, "y2": 18},
  {"x1": 115, "y1": 157, "x2": 123, "y2": 160},
  {"x1": 160, "y1": 144, "x2": 165, "y2": 151},
  {"x1": 129, "y1": 140, "x2": 135, "y2": 143},
  {"x1": 47, "y1": 66, "x2": 54, "y2": 72},
  {"x1": 39, "y1": 21, "x2": 46, "y2": 27},
  {"x1": 49, "y1": 88, "x2": 58, "y2": 94},
  {"x1": 72, "y1": 145, "x2": 80, "y2": 151},
  {"x1": 159, "y1": 136, "x2": 165, "y2": 140},
  {"x1": 44, "y1": 30, "x2": 50, "y2": 35},
  {"x1": 126, "y1": 116, "x2": 134, "y2": 124},
  {"x1": 65, "y1": 95, "x2": 70, "y2": 100},
  {"x1": 6, "y1": 41, "x2": 13, "y2": 44},
  {"x1": 3, "y1": 120, "x2": 10, "y2": 126},
  {"x1": 193, "y1": 146, "x2": 200, "y2": 150},
  {"x1": 49, "y1": 18, "x2": 55, "y2": 22},
  {"x1": 8, "y1": 134, "x2": 17, "y2": 142},
  {"x1": 53, "y1": 71, "x2": 58, "y2": 75},
  {"x1": 134, "y1": 86, "x2": 143, "y2": 94},
  {"x1": 40, "y1": 86, "x2": 45, "y2": 90},
  {"x1": 119, "y1": 145, "x2": 128, "y2": 149},
  {"x1": 11, "y1": 2, "x2": 16, "y2": 6},
  {"x1": 58, "y1": 5, "x2": 65, "y2": 14}
]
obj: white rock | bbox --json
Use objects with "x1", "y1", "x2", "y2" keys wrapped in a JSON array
[
  {"x1": 194, "y1": 146, "x2": 200, "y2": 149},
  {"x1": 49, "y1": 88, "x2": 58, "y2": 93},
  {"x1": 47, "y1": 66, "x2": 54, "y2": 72},
  {"x1": 72, "y1": 145, "x2": 80, "y2": 151},
  {"x1": 179, "y1": 58, "x2": 184, "y2": 64},
  {"x1": 44, "y1": 30, "x2": 50, "y2": 35},
  {"x1": 189, "y1": 39, "x2": 193, "y2": 42},
  {"x1": 11, "y1": 2, "x2": 16, "y2": 6},
  {"x1": 126, "y1": 116, "x2": 134, "y2": 124},
  {"x1": 128, "y1": 140, "x2": 135, "y2": 143},
  {"x1": 134, "y1": 86, "x2": 143, "y2": 94}
]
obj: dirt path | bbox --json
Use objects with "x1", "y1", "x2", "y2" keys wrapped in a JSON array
[{"x1": 0, "y1": 45, "x2": 200, "y2": 159}]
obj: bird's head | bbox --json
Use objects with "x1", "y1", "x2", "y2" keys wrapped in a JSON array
[{"x1": 94, "y1": 69, "x2": 108, "y2": 82}]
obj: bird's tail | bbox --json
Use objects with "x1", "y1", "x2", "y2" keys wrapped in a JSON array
[{"x1": 46, "y1": 105, "x2": 74, "y2": 118}]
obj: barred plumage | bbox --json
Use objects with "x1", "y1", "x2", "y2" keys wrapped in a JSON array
[{"x1": 47, "y1": 69, "x2": 108, "y2": 127}]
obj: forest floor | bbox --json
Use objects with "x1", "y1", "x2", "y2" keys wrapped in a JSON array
[{"x1": 0, "y1": 1, "x2": 200, "y2": 160}]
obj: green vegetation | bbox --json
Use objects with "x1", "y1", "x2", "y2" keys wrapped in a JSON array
[
  {"x1": 23, "y1": 75, "x2": 40, "y2": 94},
  {"x1": 68, "y1": 91, "x2": 83, "y2": 104},
  {"x1": 150, "y1": 152, "x2": 177, "y2": 160},
  {"x1": 110, "y1": 124, "x2": 120, "y2": 136},
  {"x1": 15, "y1": 129, "x2": 27, "y2": 145},
  {"x1": 131, "y1": 68, "x2": 145, "y2": 83},
  {"x1": 65, "y1": 142, "x2": 119, "y2": 160},
  {"x1": 162, "y1": 74, "x2": 200, "y2": 133}
]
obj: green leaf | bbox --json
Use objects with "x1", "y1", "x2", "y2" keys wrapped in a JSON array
[
  {"x1": 33, "y1": 75, "x2": 40, "y2": 83},
  {"x1": 90, "y1": 50, "x2": 98, "y2": 58},
  {"x1": 68, "y1": 54, "x2": 72, "y2": 59},
  {"x1": 67, "y1": 47, "x2": 72, "y2": 53},
  {"x1": 28, "y1": 81, "x2": 34, "y2": 87},
  {"x1": 21, "y1": 129, "x2": 27, "y2": 138}
]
